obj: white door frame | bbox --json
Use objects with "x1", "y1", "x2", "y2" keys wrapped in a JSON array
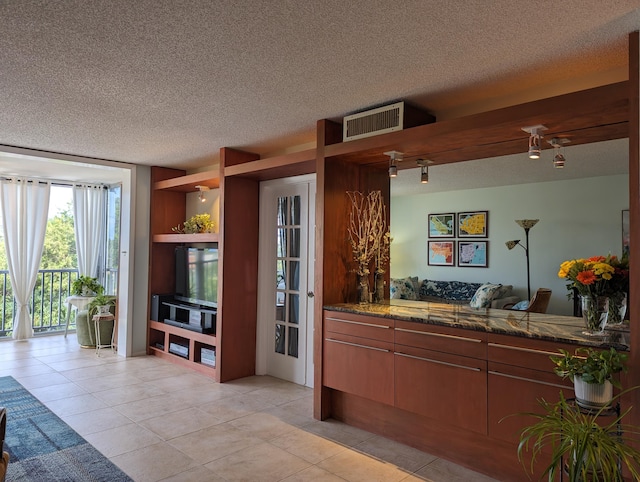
[{"x1": 256, "y1": 174, "x2": 315, "y2": 386}]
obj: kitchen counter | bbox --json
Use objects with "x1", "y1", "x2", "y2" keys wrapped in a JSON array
[{"x1": 324, "y1": 299, "x2": 629, "y2": 350}]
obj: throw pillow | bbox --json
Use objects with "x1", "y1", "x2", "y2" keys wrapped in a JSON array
[
  {"x1": 390, "y1": 278, "x2": 418, "y2": 300},
  {"x1": 470, "y1": 283, "x2": 503, "y2": 308},
  {"x1": 494, "y1": 284, "x2": 513, "y2": 299},
  {"x1": 512, "y1": 300, "x2": 530, "y2": 311}
]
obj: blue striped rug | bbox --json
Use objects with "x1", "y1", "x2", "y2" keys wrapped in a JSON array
[{"x1": 0, "y1": 376, "x2": 132, "y2": 481}]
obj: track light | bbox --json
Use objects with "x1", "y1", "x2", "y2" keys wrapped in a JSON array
[
  {"x1": 384, "y1": 150, "x2": 403, "y2": 178},
  {"x1": 416, "y1": 159, "x2": 432, "y2": 184},
  {"x1": 195, "y1": 185, "x2": 210, "y2": 203},
  {"x1": 548, "y1": 137, "x2": 570, "y2": 169},
  {"x1": 522, "y1": 125, "x2": 547, "y2": 159}
]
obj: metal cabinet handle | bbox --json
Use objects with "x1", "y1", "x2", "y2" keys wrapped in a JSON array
[
  {"x1": 325, "y1": 317, "x2": 390, "y2": 329},
  {"x1": 395, "y1": 327, "x2": 482, "y2": 343},
  {"x1": 395, "y1": 351, "x2": 482, "y2": 372},
  {"x1": 488, "y1": 370, "x2": 570, "y2": 389},
  {"x1": 487, "y1": 343, "x2": 560, "y2": 357},
  {"x1": 325, "y1": 338, "x2": 390, "y2": 353}
]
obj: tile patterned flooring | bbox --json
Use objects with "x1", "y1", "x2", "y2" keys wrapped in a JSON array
[{"x1": 0, "y1": 335, "x2": 500, "y2": 481}]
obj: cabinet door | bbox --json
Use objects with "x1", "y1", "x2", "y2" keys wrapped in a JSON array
[
  {"x1": 394, "y1": 345, "x2": 487, "y2": 434},
  {"x1": 323, "y1": 332, "x2": 394, "y2": 405},
  {"x1": 488, "y1": 361, "x2": 573, "y2": 444}
]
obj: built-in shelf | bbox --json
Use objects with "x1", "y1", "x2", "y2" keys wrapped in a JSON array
[
  {"x1": 153, "y1": 233, "x2": 219, "y2": 243},
  {"x1": 223, "y1": 149, "x2": 316, "y2": 180},
  {"x1": 153, "y1": 169, "x2": 220, "y2": 192}
]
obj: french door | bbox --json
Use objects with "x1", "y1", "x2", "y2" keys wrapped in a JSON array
[{"x1": 257, "y1": 175, "x2": 315, "y2": 386}]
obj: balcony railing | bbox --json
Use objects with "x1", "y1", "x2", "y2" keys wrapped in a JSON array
[{"x1": 0, "y1": 268, "x2": 79, "y2": 338}]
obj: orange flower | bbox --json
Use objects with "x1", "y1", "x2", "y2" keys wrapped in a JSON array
[
  {"x1": 587, "y1": 256, "x2": 606, "y2": 263},
  {"x1": 576, "y1": 270, "x2": 596, "y2": 285}
]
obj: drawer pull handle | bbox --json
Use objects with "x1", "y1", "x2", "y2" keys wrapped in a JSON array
[
  {"x1": 488, "y1": 343, "x2": 560, "y2": 357},
  {"x1": 395, "y1": 351, "x2": 482, "y2": 372},
  {"x1": 326, "y1": 317, "x2": 390, "y2": 329},
  {"x1": 395, "y1": 327, "x2": 482, "y2": 343},
  {"x1": 488, "y1": 370, "x2": 571, "y2": 389},
  {"x1": 326, "y1": 338, "x2": 390, "y2": 353}
]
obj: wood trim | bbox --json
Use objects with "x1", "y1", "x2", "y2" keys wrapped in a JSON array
[
  {"x1": 153, "y1": 169, "x2": 220, "y2": 191},
  {"x1": 149, "y1": 320, "x2": 217, "y2": 346},
  {"x1": 628, "y1": 30, "x2": 640, "y2": 430},
  {"x1": 152, "y1": 233, "x2": 219, "y2": 243},
  {"x1": 314, "y1": 119, "x2": 342, "y2": 420},
  {"x1": 223, "y1": 148, "x2": 316, "y2": 180},
  {"x1": 323, "y1": 82, "x2": 628, "y2": 167}
]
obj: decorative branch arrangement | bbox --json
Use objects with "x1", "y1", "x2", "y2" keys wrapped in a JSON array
[{"x1": 347, "y1": 190, "x2": 391, "y2": 292}]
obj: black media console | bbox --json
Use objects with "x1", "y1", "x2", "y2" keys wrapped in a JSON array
[{"x1": 162, "y1": 300, "x2": 216, "y2": 334}]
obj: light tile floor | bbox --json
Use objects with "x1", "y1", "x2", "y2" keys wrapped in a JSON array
[{"x1": 0, "y1": 335, "x2": 500, "y2": 482}]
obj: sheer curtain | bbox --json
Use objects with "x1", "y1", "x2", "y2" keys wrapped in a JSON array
[
  {"x1": 0, "y1": 178, "x2": 50, "y2": 340},
  {"x1": 73, "y1": 185, "x2": 106, "y2": 278}
]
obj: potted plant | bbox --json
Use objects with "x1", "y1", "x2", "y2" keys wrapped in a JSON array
[
  {"x1": 517, "y1": 390, "x2": 640, "y2": 481},
  {"x1": 87, "y1": 294, "x2": 116, "y2": 317},
  {"x1": 71, "y1": 276, "x2": 104, "y2": 297},
  {"x1": 551, "y1": 347, "x2": 628, "y2": 408}
]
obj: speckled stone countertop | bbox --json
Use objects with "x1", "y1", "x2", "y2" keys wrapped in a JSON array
[{"x1": 324, "y1": 299, "x2": 630, "y2": 350}]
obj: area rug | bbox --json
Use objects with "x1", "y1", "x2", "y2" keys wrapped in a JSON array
[{"x1": 0, "y1": 376, "x2": 132, "y2": 481}]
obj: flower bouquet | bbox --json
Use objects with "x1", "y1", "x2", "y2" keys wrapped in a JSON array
[{"x1": 558, "y1": 255, "x2": 617, "y2": 334}]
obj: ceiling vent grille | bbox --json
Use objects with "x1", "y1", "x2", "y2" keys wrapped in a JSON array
[{"x1": 343, "y1": 101, "x2": 435, "y2": 142}]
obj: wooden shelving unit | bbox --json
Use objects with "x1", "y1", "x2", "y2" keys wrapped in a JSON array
[{"x1": 147, "y1": 166, "x2": 220, "y2": 379}]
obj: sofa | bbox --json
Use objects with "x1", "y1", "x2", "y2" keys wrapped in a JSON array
[{"x1": 390, "y1": 277, "x2": 520, "y2": 309}]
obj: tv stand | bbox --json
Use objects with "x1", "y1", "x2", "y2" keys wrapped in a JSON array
[{"x1": 163, "y1": 301, "x2": 216, "y2": 334}]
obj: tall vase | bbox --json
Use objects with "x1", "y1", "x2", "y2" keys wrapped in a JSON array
[
  {"x1": 607, "y1": 292, "x2": 627, "y2": 325},
  {"x1": 580, "y1": 295, "x2": 609, "y2": 336},
  {"x1": 374, "y1": 272, "x2": 385, "y2": 303},
  {"x1": 358, "y1": 274, "x2": 370, "y2": 304}
]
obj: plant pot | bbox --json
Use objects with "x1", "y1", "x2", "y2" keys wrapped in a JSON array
[
  {"x1": 573, "y1": 376, "x2": 613, "y2": 409},
  {"x1": 75, "y1": 310, "x2": 114, "y2": 348}
]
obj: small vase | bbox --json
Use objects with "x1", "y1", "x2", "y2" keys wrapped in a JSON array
[
  {"x1": 373, "y1": 272, "x2": 385, "y2": 303},
  {"x1": 580, "y1": 295, "x2": 609, "y2": 336},
  {"x1": 607, "y1": 292, "x2": 627, "y2": 325},
  {"x1": 357, "y1": 274, "x2": 370, "y2": 304}
]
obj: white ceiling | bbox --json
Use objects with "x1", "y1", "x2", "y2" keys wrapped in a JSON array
[{"x1": 0, "y1": 1, "x2": 639, "y2": 179}]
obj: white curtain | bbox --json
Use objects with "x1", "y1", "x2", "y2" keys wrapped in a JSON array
[
  {"x1": 0, "y1": 178, "x2": 50, "y2": 340},
  {"x1": 73, "y1": 185, "x2": 106, "y2": 278}
]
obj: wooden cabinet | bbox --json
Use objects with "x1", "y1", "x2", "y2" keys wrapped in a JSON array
[
  {"x1": 486, "y1": 334, "x2": 574, "y2": 444},
  {"x1": 394, "y1": 322, "x2": 488, "y2": 434},
  {"x1": 147, "y1": 167, "x2": 220, "y2": 378},
  {"x1": 323, "y1": 312, "x2": 394, "y2": 405}
]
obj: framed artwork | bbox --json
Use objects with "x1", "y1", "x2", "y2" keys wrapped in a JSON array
[
  {"x1": 622, "y1": 209, "x2": 630, "y2": 256},
  {"x1": 457, "y1": 211, "x2": 488, "y2": 238},
  {"x1": 428, "y1": 240, "x2": 455, "y2": 266},
  {"x1": 428, "y1": 213, "x2": 455, "y2": 237},
  {"x1": 458, "y1": 241, "x2": 488, "y2": 268}
]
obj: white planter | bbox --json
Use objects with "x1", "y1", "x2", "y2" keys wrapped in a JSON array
[{"x1": 573, "y1": 376, "x2": 613, "y2": 408}]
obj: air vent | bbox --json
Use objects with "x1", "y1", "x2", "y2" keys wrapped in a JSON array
[{"x1": 343, "y1": 102, "x2": 435, "y2": 142}]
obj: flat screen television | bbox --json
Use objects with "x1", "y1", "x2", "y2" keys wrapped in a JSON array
[{"x1": 175, "y1": 246, "x2": 218, "y2": 309}]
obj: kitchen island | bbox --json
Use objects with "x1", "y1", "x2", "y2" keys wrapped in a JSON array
[{"x1": 321, "y1": 300, "x2": 629, "y2": 481}]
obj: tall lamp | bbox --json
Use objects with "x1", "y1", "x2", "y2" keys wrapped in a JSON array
[{"x1": 505, "y1": 219, "x2": 539, "y2": 300}]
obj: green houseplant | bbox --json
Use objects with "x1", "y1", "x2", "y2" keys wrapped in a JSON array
[
  {"x1": 517, "y1": 390, "x2": 640, "y2": 481},
  {"x1": 87, "y1": 294, "x2": 116, "y2": 317},
  {"x1": 551, "y1": 347, "x2": 628, "y2": 408},
  {"x1": 71, "y1": 276, "x2": 104, "y2": 297}
]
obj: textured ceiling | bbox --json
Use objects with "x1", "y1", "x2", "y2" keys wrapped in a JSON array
[{"x1": 0, "y1": 1, "x2": 639, "y2": 172}]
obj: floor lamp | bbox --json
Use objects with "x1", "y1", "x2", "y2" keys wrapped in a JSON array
[{"x1": 505, "y1": 219, "x2": 539, "y2": 301}]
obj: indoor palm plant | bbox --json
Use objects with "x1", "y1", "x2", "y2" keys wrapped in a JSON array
[
  {"x1": 551, "y1": 347, "x2": 628, "y2": 408},
  {"x1": 518, "y1": 390, "x2": 640, "y2": 482}
]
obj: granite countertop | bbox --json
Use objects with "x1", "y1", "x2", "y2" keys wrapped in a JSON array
[{"x1": 324, "y1": 299, "x2": 630, "y2": 350}]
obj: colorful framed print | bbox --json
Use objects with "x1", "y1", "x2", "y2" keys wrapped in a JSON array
[
  {"x1": 457, "y1": 211, "x2": 488, "y2": 238},
  {"x1": 428, "y1": 213, "x2": 455, "y2": 238},
  {"x1": 458, "y1": 241, "x2": 488, "y2": 268},
  {"x1": 428, "y1": 240, "x2": 455, "y2": 266},
  {"x1": 623, "y1": 209, "x2": 630, "y2": 256}
]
